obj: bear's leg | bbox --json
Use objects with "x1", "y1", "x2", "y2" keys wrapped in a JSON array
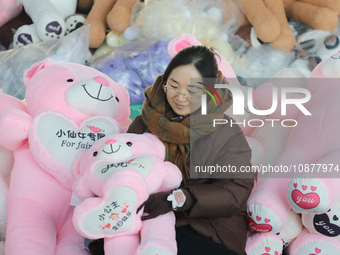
[
  {"x1": 56, "y1": 207, "x2": 90, "y2": 255},
  {"x1": 21, "y1": 0, "x2": 66, "y2": 41},
  {"x1": 5, "y1": 146, "x2": 72, "y2": 255},
  {"x1": 104, "y1": 234, "x2": 139, "y2": 255},
  {"x1": 136, "y1": 212, "x2": 177, "y2": 255},
  {"x1": 12, "y1": 24, "x2": 42, "y2": 48}
]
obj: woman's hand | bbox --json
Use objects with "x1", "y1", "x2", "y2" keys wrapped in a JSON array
[{"x1": 136, "y1": 191, "x2": 173, "y2": 220}]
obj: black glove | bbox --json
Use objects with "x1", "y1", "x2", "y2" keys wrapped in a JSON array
[{"x1": 136, "y1": 191, "x2": 173, "y2": 221}]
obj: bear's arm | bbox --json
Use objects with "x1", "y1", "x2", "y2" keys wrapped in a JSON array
[{"x1": 0, "y1": 108, "x2": 32, "y2": 150}]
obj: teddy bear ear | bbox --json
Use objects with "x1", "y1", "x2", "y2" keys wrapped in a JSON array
[
  {"x1": 167, "y1": 33, "x2": 202, "y2": 58},
  {"x1": 23, "y1": 58, "x2": 55, "y2": 85},
  {"x1": 143, "y1": 133, "x2": 166, "y2": 158}
]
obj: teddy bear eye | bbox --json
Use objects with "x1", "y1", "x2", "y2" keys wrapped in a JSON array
[
  {"x1": 115, "y1": 97, "x2": 119, "y2": 102},
  {"x1": 67, "y1": 79, "x2": 74, "y2": 82},
  {"x1": 93, "y1": 151, "x2": 98, "y2": 157},
  {"x1": 126, "y1": 142, "x2": 132, "y2": 146}
]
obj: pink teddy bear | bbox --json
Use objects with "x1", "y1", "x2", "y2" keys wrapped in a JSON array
[
  {"x1": 0, "y1": 59, "x2": 130, "y2": 255},
  {"x1": 72, "y1": 133, "x2": 182, "y2": 255},
  {"x1": 0, "y1": 91, "x2": 28, "y2": 255}
]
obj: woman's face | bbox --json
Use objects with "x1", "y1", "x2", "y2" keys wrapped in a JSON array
[{"x1": 165, "y1": 65, "x2": 203, "y2": 116}]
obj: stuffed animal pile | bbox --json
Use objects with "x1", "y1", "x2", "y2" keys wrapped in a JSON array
[
  {"x1": 13, "y1": 0, "x2": 78, "y2": 47},
  {"x1": 0, "y1": 59, "x2": 130, "y2": 255},
  {"x1": 72, "y1": 133, "x2": 182, "y2": 255},
  {"x1": 240, "y1": 0, "x2": 340, "y2": 51},
  {"x1": 80, "y1": 0, "x2": 139, "y2": 48},
  {"x1": 245, "y1": 51, "x2": 340, "y2": 254}
]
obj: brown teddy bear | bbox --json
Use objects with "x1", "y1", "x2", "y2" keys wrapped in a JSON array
[
  {"x1": 284, "y1": 0, "x2": 340, "y2": 31},
  {"x1": 78, "y1": 0, "x2": 139, "y2": 48},
  {"x1": 240, "y1": 0, "x2": 340, "y2": 51}
]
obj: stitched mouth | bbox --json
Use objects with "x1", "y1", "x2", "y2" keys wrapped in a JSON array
[
  {"x1": 102, "y1": 144, "x2": 121, "y2": 154},
  {"x1": 82, "y1": 84, "x2": 113, "y2": 101}
]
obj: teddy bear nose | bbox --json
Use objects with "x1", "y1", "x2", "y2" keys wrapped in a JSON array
[
  {"x1": 105, "y1": 139, "x2": 117, "y2": 145},
  {"x1": 93, "y1": 76, "x2": 109, "y2": 87}
]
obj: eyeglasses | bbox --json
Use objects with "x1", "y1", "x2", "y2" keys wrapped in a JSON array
[{"x1": 163, "y1": 85, "x2": 202, "y2": 101}]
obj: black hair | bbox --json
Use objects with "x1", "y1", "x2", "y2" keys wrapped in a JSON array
[{"x1": 163, "y1": 45, "x2": 219, "y2": 82}]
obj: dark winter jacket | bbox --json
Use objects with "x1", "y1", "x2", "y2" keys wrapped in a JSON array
[{"x1": 127, "y1": 113, "x2": 254, "y2": 255}]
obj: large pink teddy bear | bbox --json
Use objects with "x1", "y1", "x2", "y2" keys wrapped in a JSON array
[
  {"x1": 0, "y1": 59, "x2": 131, "y2": 255},
  {"x1": 0, "y1": 91, "x2": 28, "y2": 255},
  {"x1": 72, "y1": 133, "x2": 182, "y2": 255}
]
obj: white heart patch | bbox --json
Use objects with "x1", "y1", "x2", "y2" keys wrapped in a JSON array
[
  {"x1": 29, "y1": 111, "x2": 121, "y2": 189},
  {"x1": 81, "y1": 187, "x2": 138, "y2": 237},
  {"x1": 73, "y1": 170, "x2": 149, "y2": 239}
]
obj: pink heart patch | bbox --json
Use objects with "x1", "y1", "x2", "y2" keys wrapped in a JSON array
[
  {"x1": 311, "y1": 186, "x2": 317, "y2": 191},
  {"x1": 302, "y1": 185, "x2": 307, "y2": 190},
  {"x1": 256, "y1": 216, "x2": 262, "y2": 221},
  {"x1": 248, "y1": 212, "x2": 252, "y2": 216},
  {"x1": 315, "y1": 247, "x2": 321, "y2": 254},
  {"x1": 294, "y1": 183, "x2": 298, "y2": 188},
  {"x1": 265, "y1": 218, "x2": 271, "y2": 223},
  {"x1": 265, "y1": 247, "x2": 270, "y2": 252},
  {"x1": 88, "y1": 125, "x2": 102, "y2": 133},
  {"x1": 248, "y1": 218, "x2": 273, "y2": 233},
  {"x1": 291, "y1": 190, "x2": 320, "y2": 210}
]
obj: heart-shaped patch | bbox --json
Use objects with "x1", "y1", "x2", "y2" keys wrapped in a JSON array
[
  {"x1": 248, "y1": 218, "x2": 273, "y2": 233},
  {"x1": 291, "y1": 190, "x2": 320, "y2": 210},
  {"x1": 30, "y1": 111, "x2": 121, "y2": 189},
  {"x1": 77, "y1": 187, "x2": 138, "y2": 238},
  {"x1": 73, "y1": 170, "x2": 149, "y2": 239}
]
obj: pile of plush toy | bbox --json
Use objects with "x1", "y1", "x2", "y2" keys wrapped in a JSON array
[{"x1": 245, "y1": 51, "x2": 340, "y2": 254}]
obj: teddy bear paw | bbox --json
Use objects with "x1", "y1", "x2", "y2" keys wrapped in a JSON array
[
  {"x1": 291, "y1": 238, "x2": 340, "y2": 255},
  {"x1": 287, "y1": 177, "x2": 329, "y2": 213},
  {"x1": 246, "y1": 233, "x2": 283, "y2": 255},
  {"x1": 137, "y1": 246, "x2": 173, "y2": 255},
  {"x1": 65, "y1": 14, "x2": 86, "y2": 36},
  {"x1": 36, "y1": 15, "x2": 66, "y2": 41},
  {"x1": 13, "y1": 24, "x2": 42, "y2": 48},
  {"x1": 247, "y1": 205, "x2": 283, "y2": 233}
]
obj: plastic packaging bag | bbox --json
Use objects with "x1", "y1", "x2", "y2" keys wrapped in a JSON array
[
  {"x1": 90, "y1": 40, "x2": 171, "y2": 105},
  {"x1": 0, "y1": 25, "x2": 90, "y2": 100},
  {"x1": 126, "y1": 0, "x2": 242, "y2": 42}
]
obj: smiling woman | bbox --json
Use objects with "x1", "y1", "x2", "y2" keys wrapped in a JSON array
[{"x1": 89, "y1": 45, "x2": 254, "y2": 255}]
